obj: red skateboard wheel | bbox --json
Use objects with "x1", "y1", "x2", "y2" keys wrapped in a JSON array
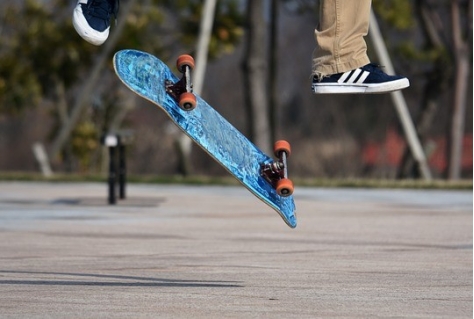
[
  {"x1": 274, "y1": 140, "x2": 291, "y2": 157},
  {"x1": 179, "y1": 92, "x2": 197, "y2": 110},
  {"x1": 177, "y1": 54, "x2": 195, "y2": 73},
  {"x1": 276, "y1": 178, "x2": 294, "y2": 197}
]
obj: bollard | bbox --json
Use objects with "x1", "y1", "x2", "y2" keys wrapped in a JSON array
[
  {"x1": 101, "y1": 131, "x2": 134, "y2": 205},
  {"x1": 118, "y1": 142, "x2": 126, "y2": 200},
  {"x1": 108, "y1": 145, "x2": 117, "y2": 204}
]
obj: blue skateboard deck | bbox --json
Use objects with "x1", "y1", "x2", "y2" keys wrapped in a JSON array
[{"x1": 113, "y1": 50, "x2": 296, "y2": 228}]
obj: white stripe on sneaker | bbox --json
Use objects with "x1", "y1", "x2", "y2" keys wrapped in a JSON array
[
  {"x1": 356, "y1": 71, "x2": 370, "y2": 84},
  {"x1": 338, "y1": 68, "x2": 368, "y2": 84},
  {"x1": 337, "y1": 70, "x2": 352, "y2": 83},
  {"x1": 347, "y1": 69, "x2": 363, "y2": 83}
]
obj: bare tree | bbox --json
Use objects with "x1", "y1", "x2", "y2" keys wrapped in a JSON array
[
  {"x1": 398, "y1": 0, "x2": 450, "y2": 178},
  {"x1": 447, "y1": 0, "x2": 472, "y2": 180},
  {"x1": 242, "y1": 0, "x2": 272, "y2": 154},
  {"x1": 49, "y1": 0, "x2": 139, "y2": 160},
  {"x1": 397, "y1": 0, "x2": 472, "y2": 180}
]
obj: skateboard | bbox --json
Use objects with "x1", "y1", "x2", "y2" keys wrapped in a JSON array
[{"x1": 113, "y1": 49, "x2": 297, "y2": 228}]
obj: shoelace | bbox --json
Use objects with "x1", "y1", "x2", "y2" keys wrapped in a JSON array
[{"x1": 85, "y1": 0, "x2": 119, "y2": 22}]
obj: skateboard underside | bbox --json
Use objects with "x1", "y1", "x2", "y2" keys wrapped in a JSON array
[{"x1": 113, "y1": 49, "x2": 297, "y2": 228}]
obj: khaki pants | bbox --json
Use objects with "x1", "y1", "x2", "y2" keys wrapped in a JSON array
[{"x1": 313, "y1": 0, "x2": 371, "y2": 77}]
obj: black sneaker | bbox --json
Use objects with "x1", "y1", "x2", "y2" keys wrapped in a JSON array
[
  {"x1": 73, "y1": 0, "x2": 119, "y2": 46},
  {"x1": 312, "y1": 63, "x2": 410, "y2": 94}
]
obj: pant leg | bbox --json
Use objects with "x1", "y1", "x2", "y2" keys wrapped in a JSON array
[{"x1": 312, "y1": 0, "x2": 372, "y2": 77}]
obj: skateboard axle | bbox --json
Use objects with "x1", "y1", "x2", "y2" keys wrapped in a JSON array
[
  {"x1": 260, "y1": 158, "x2": 290, "y2": 195},
  {"x1": 166, "y1": 55, "x2": 196, "y2": 111},
  {"x1": 261, "y1": 161, "x2": 284, "y2": 181},
  {"x1": 260, "y1": 140, "x2": 294, "y2": 197},
  {"x1": 165, "y1": 76, "x2": 191, "y2": 100}
]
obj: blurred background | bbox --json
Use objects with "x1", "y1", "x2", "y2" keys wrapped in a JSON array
[{"x1": 0, "y1": 0, "x2": 472, "y2": 181}]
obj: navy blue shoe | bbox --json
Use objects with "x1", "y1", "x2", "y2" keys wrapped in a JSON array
[
  {"x1": 312, "y1": 63, "x2": 409, "y2": 94},
  {"x1": 73, "y1": 0, "x2": 119, "y2": 45}
]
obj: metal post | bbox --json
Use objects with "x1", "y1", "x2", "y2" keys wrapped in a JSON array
[
  {"x1": 108, "y1": 145, "x2": 117, "y2": 205},
  {"x1": 369, "y1": 10, "x2": 432, "y2": 181},
  {"x1": 118, "y1": 141, "x2": 126, "y2": 200}
]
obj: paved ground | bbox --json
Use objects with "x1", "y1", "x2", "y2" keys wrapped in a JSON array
[{"x1": 0, "y1": 182, "x2": 471, "y2": 318}]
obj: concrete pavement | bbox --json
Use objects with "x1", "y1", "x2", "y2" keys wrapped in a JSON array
[{"x1": 0, "y1": 182, "x2": 471, "y2": 318}]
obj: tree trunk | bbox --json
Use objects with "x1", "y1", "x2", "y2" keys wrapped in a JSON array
[
  {"x1": 398, "y1": 1, "x2": 448, "y2": 178},
  {"x1": 269, "y1": 0, "x2": 278, "y2": 143},
  {"x1": 447, "y1": 0, "x2": 471, "y2": 180},
  {"x1": 242, "y1": 1, "x2": 271, "y2": 154}
]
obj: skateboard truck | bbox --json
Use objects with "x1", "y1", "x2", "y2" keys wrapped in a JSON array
[
  {"x1": 260, "y1": 140, "x2": 294, "y2": 197},
  {"x1": 165, "y1": 54, "x2": 197, "y2": 111}
]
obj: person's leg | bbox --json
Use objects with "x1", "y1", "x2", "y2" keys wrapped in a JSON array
[
  {"x1": 312, "y1": 0, "x2": 371, "y2": 77},
  {"x1": 311, "y1": 0, "x2": 409, "y2": 94}
]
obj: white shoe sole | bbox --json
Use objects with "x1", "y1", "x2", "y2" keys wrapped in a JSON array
[
  {"x1": 73, "y1": 5, "x2": 109, "y2": 46},
  {"x1": 312, "y1": 78, "x2": 410, "y2": 94}
]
